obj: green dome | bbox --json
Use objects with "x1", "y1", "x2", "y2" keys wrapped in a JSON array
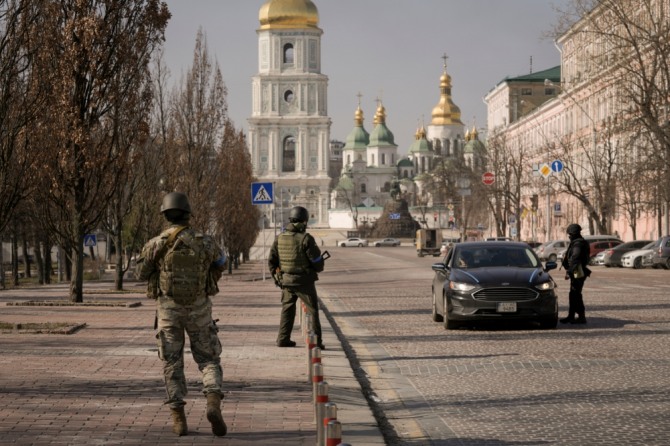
[
  {"x1": 343, "y1": 126, "x2": 369, "y2": 150},
  {"x1": 408, "y1": 136, "x2": 432, "y2": 153},
  {"x1": 397, "y1": 158, "x2": 414, "y2": 167},
  {"x1": 369, "y1": 123, "x2": 395, "y2": 146},
  {"x1": 464, "y1": 139, "x2": 485, "y2": 154}
]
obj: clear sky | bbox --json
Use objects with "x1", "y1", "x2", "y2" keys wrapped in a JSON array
[{"x1": 161, "y1": 0, "x2": 572, "y2": 154}]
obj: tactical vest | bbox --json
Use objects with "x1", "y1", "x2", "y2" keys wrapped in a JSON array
[
  {"x1": 159, "y1": 228, "x2": 209, "y2": 305},
  {"x1": 277, "y1": 231, "x2": 310, "y2": 276}
]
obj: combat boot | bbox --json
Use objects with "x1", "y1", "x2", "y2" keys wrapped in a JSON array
[
  {"x1": 206, "y1": 393, "x2": 227, "y2": 437},
  {"x1": 170, "y1": 406, "x2": 188, "y2": 436}
]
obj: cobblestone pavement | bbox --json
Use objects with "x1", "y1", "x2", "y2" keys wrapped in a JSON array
[
  {"x1": 318, "y1": 246, "x2": 670, "y2": 446},
  {"x1": 0, "y1": 262, "x2": 383, "y2": 445}
]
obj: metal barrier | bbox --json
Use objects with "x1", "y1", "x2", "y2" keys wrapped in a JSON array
[
  {"x1": 326, "y1": 419, "x2": 342, "y2": 446},
  {"x1": 315, "y1": 381, "x2": 329, "y2": 445}
]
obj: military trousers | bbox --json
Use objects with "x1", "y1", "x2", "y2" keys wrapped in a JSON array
[
  {"x1": 156, "y1": 295, "x2": 223, "y2": 409},
  {"x1": 277, "y1": 283, "x2": 323, "y2": 345}
]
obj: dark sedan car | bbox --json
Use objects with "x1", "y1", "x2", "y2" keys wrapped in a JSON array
[
  {"x1": 431, "y1": 242, "x2": 559, "y2": 330},
  {"x1": 602, "y1": 240, "x2": 653, "y2": 267}
]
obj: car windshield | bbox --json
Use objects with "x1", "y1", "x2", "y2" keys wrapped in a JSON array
[{"x1": 453, "y1": 246, "x2": 540, "y2": 269}]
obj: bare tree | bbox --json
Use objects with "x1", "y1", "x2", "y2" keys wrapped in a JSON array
[{"x1": 33, "y1": 0, "x2": 169, "y2": 302}]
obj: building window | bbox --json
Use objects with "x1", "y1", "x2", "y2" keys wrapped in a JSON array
[
  {"x1": 381, "y1": 153, "x2": 386, "y2": 165},
  {"x1": 284, "y1": 90, "x2": 294, "y2": 103},
  {"x1": 283, "y1": 43, "x2": 294, "y2": 64},
  {"x1": 371, "y1": 154, "x2": 375, "y2": 165},
  {"x1": 282, "y1": 136, "x2": 296, "y2": 172},
  {"x1": 346, "y1": 154, "x2": 351, "y2": 164},
  {"x1": 521, "y1": 88, "x2": 532, "y2": 96},
  {"x1": 545, "y1": 87, "x2": 556, "y2": 95},
  {"x1": 361, "y1": 183, "x2": 366, "y2": 193}
]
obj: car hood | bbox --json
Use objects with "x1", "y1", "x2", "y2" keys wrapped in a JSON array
[{"x1": 451, "y1": 267, "x2": 551, "y2": 286}]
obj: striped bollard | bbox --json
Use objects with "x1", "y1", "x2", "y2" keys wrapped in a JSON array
[
  {"x1": 315, "y1": 381, "x2": 329, "y2": 445},
  {"x1": 322, "y1": 403, "x2": 337, "y2": 446},
  {"x1": 326, "y1": 420, "x2": 342, "y2": 446},
  {"x1": 312, "y1": 362, "x2": 323, "y2": 403},
  {"x1": 307, "y1": 332, "x2": 318, "y2": 382}
]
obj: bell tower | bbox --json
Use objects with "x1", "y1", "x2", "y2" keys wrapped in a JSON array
[{"x1": 248, "y1": 0, "x2": 332, "y2": 227}]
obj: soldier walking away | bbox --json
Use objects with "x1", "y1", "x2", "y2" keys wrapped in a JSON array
[
  {"x1": 560, "y1": 223, "x2": 591, "y2": 324},
  {"x1": 269, "y1": 206, "x2": 326, "y2": 349},
  {"x1": 136, "y1": 192, "x2": 227, "y2": 437}
]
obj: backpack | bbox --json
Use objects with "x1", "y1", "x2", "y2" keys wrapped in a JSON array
[{"x1": 158, "y1": 227, "x2": 209, "y2": 305}]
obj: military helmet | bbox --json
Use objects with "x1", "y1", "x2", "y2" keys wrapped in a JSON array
[
  {"x1": 160, "y1": 192, "x2": 191, "y2": 214},
  {"x1": 289, "y1": 206, "x2": 309, "y2": 223},
  {"x1": 566, "y1": 223, "x2": 582, "y2": 235}
]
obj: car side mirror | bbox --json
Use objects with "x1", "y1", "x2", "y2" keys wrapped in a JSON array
[
  {"x1": 544, "y1": 261, "x2": 557, "y2": 271},
  {"x1": 431, "y1": 263, "x2": 447, "y2": 272}
]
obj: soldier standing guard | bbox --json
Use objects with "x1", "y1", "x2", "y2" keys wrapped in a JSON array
[
  {"x1": 269, "y1": 206, "x2": 326, "y2": 349},
  {"x1": 136, "y1": 192, "x2": 227, "y2": 437}
]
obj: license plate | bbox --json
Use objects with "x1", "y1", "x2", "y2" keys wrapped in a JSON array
[{"x1": 497, "y1": 302, "x2": 517, "y2": 313}]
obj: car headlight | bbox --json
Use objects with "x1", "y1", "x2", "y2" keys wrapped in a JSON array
[
  {"x1": 449, "y1": 281, "x2": 476, "y2": 292},
  {"x1": 535, "y1": 281, "x2": 555, "y2": 291}
]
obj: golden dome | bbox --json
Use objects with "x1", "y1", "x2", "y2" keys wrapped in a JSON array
[
  {"x1": 259, "y1": 0, "x2": 319, "y2": 30},
  {"x1": 431, "y1": 60, "x2": 463, "y2": 126},
  {"x1": 354, "y1": 105, "x2": 364, "y2": 126},
  {"x1": 373, "y1": 103, "x2": 386, "y2": 125}
]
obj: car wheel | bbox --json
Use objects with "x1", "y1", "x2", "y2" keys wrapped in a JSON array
[
  {"x1": 539, "y1": 314, "x2": 558, "y2": 329},
  {"x1": 431, "y1": 289, "x2": 443, "y2": 322},
  {"x1": 358, "y1": 243, "x2": 363, "y2": 247},
  {"x1": 633, "y1": 257, "x2": 642, "y2": 269},
  {"x1": 548, "y1": 254, "x2": 557, "y2": 262},
  {"x1": 340, "y1": 243, "x2": 346, "y2": 247},
  {"x1": 443, "y1": 295, "x2": 459, "y2": 330},
  {"x1": 375, "y1": 243, "x2": 380, "y2": 247}
]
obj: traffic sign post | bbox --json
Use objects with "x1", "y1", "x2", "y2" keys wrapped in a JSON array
[
  {"x1": 482, "y1": 171, "x2": 495, "y2": 186},
  {"x1": 251, "y1": 182, "x2": 274, "y2": 205},
  {"x1": 551, "y1": 160, "x2": 564, "y2": 173},
  {"x1": 84, "y1": 234, "x2": 97, "y2": 247}
]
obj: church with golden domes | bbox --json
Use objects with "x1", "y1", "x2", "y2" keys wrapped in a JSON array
[{"x1": 248, "y1": 0, "x2": 486, "y2": 230}]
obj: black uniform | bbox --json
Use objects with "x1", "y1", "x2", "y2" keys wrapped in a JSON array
[
  {"x1": 268, "y1": 222, "x2": 325, "y2": 347},
  {"x1": 561, "y1": 234, "x2": 591, "y2": 323}
]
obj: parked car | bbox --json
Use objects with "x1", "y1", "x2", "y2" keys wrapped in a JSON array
[
  {"x1": 535, "y1": 239, "x2": 569, "y2": 262},
  {"x1": 525, "y1": 241, "x2": 543, "y2": 249},
  {"x1": 590, "y1": 251, "x2": 606, "y2": 266},
  {"x1": 651, "y1": 235, "x2": 670, "y2": 269},
  {"x1": 485, "y1": 237, "x2": 512, "y2": 241},
  {"x1": 339, "y1": 237, "x2": 368, "y2": 247},
  {"x1": 602, "y1": 240, "x2": 653, "y2": 267},
  {"x1": 430, "y1": 241, "x2": 559, "y2": 330},
  {"x1": 621, "y1": 240, "x2": 660, "y2": 269},
  {"x1": 589, "y1": 240, "x2": 623, "y2": 261},
  {"x1": 373, "y1": 238, "x2": 400, "y2": 247}
]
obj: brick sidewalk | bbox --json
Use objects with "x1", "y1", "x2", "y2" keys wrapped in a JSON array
[{"x1": 0, "y1": 261, "x2": 384, "y2": 445}]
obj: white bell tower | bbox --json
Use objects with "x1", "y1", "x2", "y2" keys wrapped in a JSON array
[{"x1": 248, "y1": 0, "x2": 332, "y2": 227}]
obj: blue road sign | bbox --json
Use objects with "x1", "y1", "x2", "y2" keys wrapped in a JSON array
[
  {"x1": 389, "y1": 213, "x2": 400, "y2": 220},
  {"x1": 84, "y1": 234, "x2": 97, "y2": 247},
  {"x1": 551, "y1": 160, "x2": 564, "y2": 173},
  {"x1": 251, "y1": 182, "x2": 273, "y2": 205}
]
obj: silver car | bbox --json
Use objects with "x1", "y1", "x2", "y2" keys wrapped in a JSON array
[
  {"x1": 535, "y1": 240, "x2": 569, "y2": 262},
  {"x1": 621, "y1": 240, "x2": 659, "y2": 269},
  {"x1": 339, "y1": 237, "x2": 368, "y2": 247}
]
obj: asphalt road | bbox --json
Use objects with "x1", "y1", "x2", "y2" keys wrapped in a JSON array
[{"x1": 317, "y1": 245, "x2": 670, "y2": 446}]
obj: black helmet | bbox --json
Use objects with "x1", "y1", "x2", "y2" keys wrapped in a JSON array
[
  {"x1": 160, "y1": 192, "x2": 191, "y2": 214},
  {"x1": 566, "y1": 223, "x2": 582, "y2": 235},
  {"x1": 289, "y1": 206, "x2": 309, "y2": 223}
]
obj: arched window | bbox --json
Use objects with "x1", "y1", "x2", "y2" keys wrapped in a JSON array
[
  {"x1": 361, "y1": 183, "x2": 367, "y2": 194},
  {"x1": 434, "y1": 139, "x2": 442, "y2": 155},
  {"x1": 346, "y1": 154, "x2": 351, "y2": 165},
  {"x1": 283, "y1": 43, "x2": 294, "y2": 64},
  {"x1": 445, "y1": 140, "x2": 451, "y2": 157},
  {"x1": 282, "y1": 136, "x2": 296, "y2": 172}
]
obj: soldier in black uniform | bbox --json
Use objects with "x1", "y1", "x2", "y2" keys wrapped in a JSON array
[
  {"x1": 560, "y1": 223, "x2": 591, "y2": 324},
  {"x1": 269, "y1": 206, "x2": 326, "y2": 349}
]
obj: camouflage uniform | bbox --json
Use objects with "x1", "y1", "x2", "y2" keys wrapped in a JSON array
[
  {"x1": 136, "y1": 225, "x2": 226, "y2": 409},
  {"x1": 268, "y1": 222, "x2": 325, "y2": 346}
]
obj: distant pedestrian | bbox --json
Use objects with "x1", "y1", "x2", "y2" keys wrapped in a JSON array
[
  {"x1": 136, "y1": 192, "x2": 227, "y2": 437},
  {"x1": 269, "y1": 206, "x2": 326, "y2": 349},
  {"x1": 560, "y1": 223, "x2": 591, "y2": 324}
]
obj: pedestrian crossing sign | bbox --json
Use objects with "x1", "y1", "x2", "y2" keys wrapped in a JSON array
[
  {"x1": 84, "y1": 234, "x2": 97, "y2": 247},
  {"x1": 251, "y1": 182, "x2": 273, "y2": 205}
]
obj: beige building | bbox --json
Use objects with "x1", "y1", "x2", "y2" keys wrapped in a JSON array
[{"x1": 485, "y1": 1, "x2": 668, "y2": 242}]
